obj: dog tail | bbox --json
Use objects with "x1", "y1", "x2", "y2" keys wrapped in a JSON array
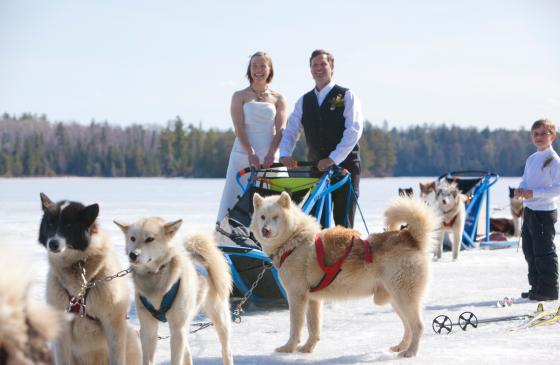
[
  {"x1": 184, "y1": 233, "x2": 232, "y2": 300},
  {"x1": 384, "y1": 197, "x2": 440, "y2": 252}
]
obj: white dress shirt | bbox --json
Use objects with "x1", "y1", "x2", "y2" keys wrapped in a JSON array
[
  {"x1": 280, "y1": 80, "x2": 364, "y2": 165},
  {"x1": 519, "y1": 146, "x2": 560, "y2": 211}
]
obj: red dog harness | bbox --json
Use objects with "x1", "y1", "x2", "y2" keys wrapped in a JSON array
[
  {"x1": 443, "y1": 214, "x2": 458, "y2": 228},
  {"x1": 277, "y1": 249, "x2": 294, "y2": 268},
  {"x1": 310, "y1": 236, "x2": 372, "y2": 292}
]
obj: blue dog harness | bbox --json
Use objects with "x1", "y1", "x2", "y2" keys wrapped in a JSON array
[{"x1": 139, "y1": 265, "x2": 208, "y2": 323}]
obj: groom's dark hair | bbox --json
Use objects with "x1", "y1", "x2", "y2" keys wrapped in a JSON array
[{"x1": 309, "y1": 49, "x2": 334, "y2": 69}]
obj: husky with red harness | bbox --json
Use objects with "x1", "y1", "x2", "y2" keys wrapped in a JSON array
[
  {"x1": 251, "y1": 192, "x2": 439, "y2": 358},
  {"x1": 434, "y1": 180, "x2": 467, "y2": 261}
]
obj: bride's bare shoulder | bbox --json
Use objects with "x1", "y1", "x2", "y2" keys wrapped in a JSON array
[{"x1": 232, "y1": 88, "x2": 251, "y2": 102}]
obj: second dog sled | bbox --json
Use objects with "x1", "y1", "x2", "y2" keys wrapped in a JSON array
[
  {"x1": 217, "y1": 162, "x2": 355, "y2": 305},
  {"x1": 437, "y1": 170, "x2": 517, "y2": 249}
]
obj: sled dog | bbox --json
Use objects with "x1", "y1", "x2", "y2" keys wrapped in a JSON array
[
  {"x1": 0, "y1": 251, "x2": 64, "y2": 365},
  {"x1": 398, "y1": 187, "x2": 414, "y2": 197},
  {"x1": 114, "y1": 218, "x2": 233, "y2": 365},
  {"x1": 419, "y1": 181, "x2": 437, "y2": 206},
  {"x1": 38, "y1": 193, "x2": 141, "y2": 365},
  {"x1": 509, "y1": 186, "x2": 523, "y2": 237},
  {"x1": 434, "y1": 181, "x2": 466, "y2": 260},
  {"x1": 251, "y1": 192, "x2": 439, "y2": 358}
]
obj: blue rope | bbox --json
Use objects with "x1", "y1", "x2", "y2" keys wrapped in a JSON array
[{"x1": 348, "y1": 179, "x2": 369, "y2": 235}]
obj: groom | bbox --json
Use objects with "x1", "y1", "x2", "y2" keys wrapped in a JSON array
[{"x1": 280, "y1": 49, "x2": 364, "y2": 228}]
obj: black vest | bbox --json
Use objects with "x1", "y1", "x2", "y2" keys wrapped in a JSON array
[{"x1": 301, "y1": 84, "x2": 360, "y2": 168}]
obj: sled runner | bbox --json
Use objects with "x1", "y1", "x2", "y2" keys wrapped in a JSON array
[{"x1": 217, "y1": 162, "x2": 354, "y2": 305}]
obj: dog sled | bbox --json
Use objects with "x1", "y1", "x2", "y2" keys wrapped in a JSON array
[
  {"x1": 217, "y1": 162, "x2": 354, "y2": 305},
  {"x1": 437, "y1": 170, "x2": 517, "y2": 249}
]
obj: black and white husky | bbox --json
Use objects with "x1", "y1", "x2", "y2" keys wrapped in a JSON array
[{"x1": 38, "y1": 193, "x2": 141, "y2": 365}]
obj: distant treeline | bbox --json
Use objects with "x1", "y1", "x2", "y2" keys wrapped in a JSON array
[{"x1": 0, "y1": 113, "x2": 547, "y2": 177}]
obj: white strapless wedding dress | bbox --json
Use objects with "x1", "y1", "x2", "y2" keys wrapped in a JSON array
[{"x1": 216, "y1": 101, "x2": 278, "y2": 222}]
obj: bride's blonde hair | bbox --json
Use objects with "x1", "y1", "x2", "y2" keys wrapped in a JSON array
[{"x1": 246, "y1": 52, "x2": 274, "y2": 84}]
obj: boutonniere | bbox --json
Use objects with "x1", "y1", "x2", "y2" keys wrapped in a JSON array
[
  {"x1": 541, "y1": 155, "x2": 554, "y2": 170},
  {"x1": 329, "y1": 94, "x2": 344, "y2": 111}
]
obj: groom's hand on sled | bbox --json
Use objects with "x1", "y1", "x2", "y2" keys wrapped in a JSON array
[
  {"x1": 280, "y1": 156, "x2": 297, "y2": 168},
  {"x1": 317, "y1": 158, "x2": 335, "y2": 172}
]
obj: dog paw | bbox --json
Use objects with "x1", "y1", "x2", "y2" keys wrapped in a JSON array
[
  {"x1": 390, "y1": 344, "x2": 406, "y2": 352},
  {"x1": 297, "y1": 342, "x2": 317, "y2": 353},
  {"x1": 398, "y1": 349, "x2": 417, "y2": 358},
  {"x1": 275, "y1": 343, "x2": 297, "y2": 353}
]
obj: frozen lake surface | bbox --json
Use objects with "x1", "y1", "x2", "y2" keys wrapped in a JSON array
[{"x1": 1, "y1": 176, "x2": 559, "y2": 364}]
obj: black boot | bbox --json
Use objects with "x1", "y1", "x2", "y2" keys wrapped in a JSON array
[
  {"x1": 528, "y1": 291, "x2": 558, "y2": 301},
  {"x1": 521, "y1": 290, "x2": 532, "y2": 299}
]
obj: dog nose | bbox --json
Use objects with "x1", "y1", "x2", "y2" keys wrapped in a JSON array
[
  {"x1": 129, "y1": 251, "x2": 139, "y2": 262},
  {"x1": 48, "y1": 239, "x2": 60, "y2": 252},
  {"x1": 262, "y1": 227, "x2": 271, "y2": 238}
]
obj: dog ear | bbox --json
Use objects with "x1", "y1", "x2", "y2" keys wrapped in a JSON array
[
  {"x1": 278, "y1": 191, "x2": 291, "y2": 208},
  {"x1": 113, "y1": 221, "x2": 129, "y2": 233},
  {"x1": 40, "y1": 192, "x2": 54, "y2": 211},
  {"x1": 164, "y1": 219, "x2": 182, "y2": 238},
  {"x1": 509, "y1": 186, "x2": 515, "y2": 198},
  {"x1": 253, "y1": 193, "x2": 264, "y2": 209},
  {"x1": 81, "y1": 204, "x2": 99, "y2": 228}
]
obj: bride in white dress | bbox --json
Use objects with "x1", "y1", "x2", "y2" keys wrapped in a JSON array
[{"x1": 216, "y1": 52, "x2": 288, "y2": 222}]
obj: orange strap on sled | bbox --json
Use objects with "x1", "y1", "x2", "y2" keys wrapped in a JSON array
[{"x1": 310, "y1": 235, "x2": 354, "y2": 292}]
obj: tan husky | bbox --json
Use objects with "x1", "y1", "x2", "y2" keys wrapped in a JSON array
[
  {"x1": 251, "y1": 192, "x2": 439, "y2": 358},
  {"x1": 115, "y1": 218, "x2": 233, "y2": 365},
  {"x1": 0, "y1": 251, "x2": 64, "y2": 365}
]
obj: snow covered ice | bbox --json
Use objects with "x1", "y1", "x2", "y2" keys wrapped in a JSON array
[{"x1": 0, "y1": 177, "x2": 558, "y2": 364}]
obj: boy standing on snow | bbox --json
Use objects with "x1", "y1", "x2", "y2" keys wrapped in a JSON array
[{"x1": 515, "y1": 118, "x2": 560, "y2": 301}]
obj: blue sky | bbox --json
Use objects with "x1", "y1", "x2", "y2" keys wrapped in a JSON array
[{"x1": 0, "y1": 0, "x2": 558, "y2": 130}]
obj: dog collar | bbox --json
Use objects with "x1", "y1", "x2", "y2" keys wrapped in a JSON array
[
  {"x1": 64, "y1": 286, "x2": 97, "y2": 321},
  {"x1": 139, "y1": 279, "x2": 181, "y2": 323}
]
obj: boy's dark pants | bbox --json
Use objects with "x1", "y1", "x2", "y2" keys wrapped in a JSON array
[{"x1": 521, "y1": 207, "x2": 559, "y2": 296}]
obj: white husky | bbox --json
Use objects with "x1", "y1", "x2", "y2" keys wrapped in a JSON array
[
  {"x1": 115, "y1": 218, "x2": 233, "y2": 365},
  {"x1": 434, "y1": 181, "x2": 466, "y2": 260},
  {"x1": 251, "y1": 192, "x2": 439, "y2": 358}
]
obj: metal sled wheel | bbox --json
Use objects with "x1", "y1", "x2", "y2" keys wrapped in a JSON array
[
  {"x1": 458, "y1": 311, "x2": 478, "y2": 330},
  {"x1": 432, "y1": 314, "x2": 453, "y2": 334}
]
